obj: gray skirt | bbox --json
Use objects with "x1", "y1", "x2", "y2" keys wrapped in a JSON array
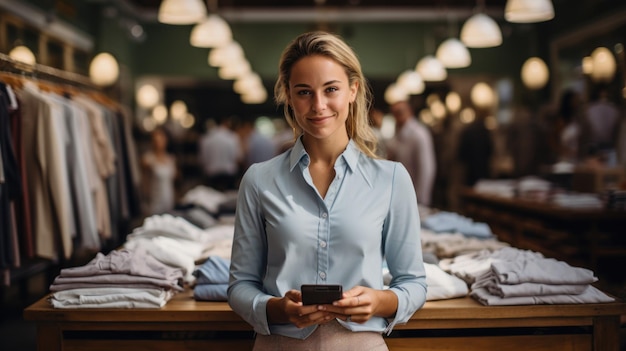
[{"x1": 253, "y1": 320, "x2": 389, "y2": 351}]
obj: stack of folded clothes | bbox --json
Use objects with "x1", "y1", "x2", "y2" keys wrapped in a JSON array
[
  {"x1": 192, "y1": 256, "x2": 230, "y2": 301},
  {"x1": 467, "y1": 249, "x2": 614, "y2": 306},
  {"x1": 48, "y1": 247, "x2": 184, "y2": 308}
]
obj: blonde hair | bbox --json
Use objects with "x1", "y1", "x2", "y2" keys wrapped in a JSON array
[{"x1": 274, "y1": 31, "x2": 379, "y2": 158}]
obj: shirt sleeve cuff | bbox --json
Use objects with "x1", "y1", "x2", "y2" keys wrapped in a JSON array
[{"x1": 252, "y1": 294, "x2": 273, "y2": 335}]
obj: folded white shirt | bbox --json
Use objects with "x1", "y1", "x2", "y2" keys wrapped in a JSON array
[
  {"x1": 49, "y1": 287, "x2": 175, "y2": 308},
  {"x1": 383, "y1": 263, "x2": 468, "y2": 301}
]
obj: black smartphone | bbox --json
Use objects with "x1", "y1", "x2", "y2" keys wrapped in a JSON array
[{"x1": 301, "y1": 284, "x2": 343, "y2": 305}]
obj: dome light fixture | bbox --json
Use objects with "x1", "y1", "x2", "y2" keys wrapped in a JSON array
[
  {"x1": 505, "y1": 0, "x2": 554, "y2": 23},
  {"x1": 190, "y1": 14, "x2": 232, "y2": 48},
  {"x1": 208, "y1": 41, "x2": 244, "y2": 67},
  {"x1": 415, "y1": 55, "x2": 447, "y2": 82},
  {"x1": 158, "y1": 0, "x2": 207, "y2": 25},
  {"x1": 521, "y1": 57, "x2": 549, "y2": 90},
  {"x1": 471, "y1": 82, "x2": 496, "y2": 109},
  {"x1": 436, "y1": 38, "x2": 471, "y2": 68},
  {"x1": 89, "y1": 52, "x2": 119, "y2": 87},
  {"x1": 461, "y1": 13, "x2": 502, "y2": 48},
  {"x1": 9, "y1": 45, "x2": 36, "y2": 65},
  {"x1": 384, "y1": 83, "x2": 409, "y2": 105},
  {"x1": 590, "y1": 47, "x2": 617, "y2": 83},
  {"x1": 396, "y1": 70, "x2": 425, "y2": 95},
  {"x1": 445, "y1": 91, "x2": 462, "y2": 114},
  {"x1": 136, "y1": 83, "x2": 160, "y2": 109}
]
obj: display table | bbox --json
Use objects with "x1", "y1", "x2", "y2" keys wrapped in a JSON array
[
  {"x1": 459, "y1": 188, "x2": 626, "y2": 271},
  {"x1": 24, "y1": 289, "x2": 625, "y2": 351}
]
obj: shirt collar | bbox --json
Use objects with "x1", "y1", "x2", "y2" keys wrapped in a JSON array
[{"x1": 289, "y1": 137, "x2": 360, "y2": 173}]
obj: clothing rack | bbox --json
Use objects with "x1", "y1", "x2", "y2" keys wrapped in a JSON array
[
  {"x1": 0, "y1": 52, "x2": 97, "y2": 91},
  {"x1": 0, "y1": 50, "x2": 126, "y2": 303}
]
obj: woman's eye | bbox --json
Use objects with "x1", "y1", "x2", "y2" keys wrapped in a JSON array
[
  {"x1": 297, "y1": 90, "x2": 311, "y2": 95},
  {"x1": 326, "y1": 87, "x2": 338, "y2": 93}
]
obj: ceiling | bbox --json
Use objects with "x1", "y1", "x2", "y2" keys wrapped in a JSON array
[
  {"x1": 128, "y1": 0, "x2": 506, "y2": 10},
  {"x1": 121, "y1": 0, "x2": 509, "y2": 22}
]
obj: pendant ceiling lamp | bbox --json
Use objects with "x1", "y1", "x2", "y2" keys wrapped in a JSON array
[
  {"x1": 384, "y1": 83, "x2": 409, "y2": 105},
  {"x1": 521, "y1": 57, "x2": 549, "y2": 90},
  {"x1": 190, "y1": 14, "x2": 232, "y2": 48},
  {"x1": 415, "y1": 55, "x2": 447, "y2": 82},
  {"x1": 445, "y1": 91, "x2": 462, "y2": 114},
  {"x1": 158, "y1": 0, "x2": 207, "y2": 25},
  {"x1": 208, "y1": 41, "x2": 244, "y2": 67},
  {"x1": 234, "y1": 72, "x2": 263, "y2": 94},
  {"x1": 471, "y1": 82, "x2": 495, "y2": 109},
  {"x1": 461, "y1": 13, "x2": 502, "y2": 48},
  {"x1": 136, "y1": 83, "x2": 160, "y2": 109},
  {"x1": 396, "y1": 70, "x2": 425, "y2": 95},
  {"x1": 505, "y1": 0, "x2": 554, "y2": 23},
  {"x1": 89, "y1": 52, "x2": 119, "y2": 87},
  {"x1": 436, "y1": 38, "x2": 471, "y2": 68},
  {"x1": 9, "y1": 45, "x2": 36, "y2": 65},
  {"x1": 590, "y1": 47, "x2": 617, "y2": 83}
]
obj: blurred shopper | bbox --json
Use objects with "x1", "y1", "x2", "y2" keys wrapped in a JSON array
[
  {"x1": 369, "y1": 106, "x2": 388, "y2": 158},
  {"x1": 555, "y1": 89, "x2": 583, "y2": 163},
  {"x1": 387, "y1": 99, "x2": 436, "y2": 206},
  {"x1": 457, "y1": 113, "x2": 493, "y2": 187},
  {"x1": 507, "y1": 106, "x2": 552, "y2": 177},
  {"x1": 236, "y1": 118, "x2": 277, "y2": 171},
  {"x1": 580, "y1": 86, "x2": 621, "y2": 167},
  {"x1": 141, "y1": 127, "x2": 178, "y2": 215},
  {"x1": 198, "y1": 116, "x2": 242, "y2": 191}
]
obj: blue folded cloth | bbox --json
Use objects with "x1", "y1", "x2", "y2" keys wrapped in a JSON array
[
  {"x1": 193, "y1": 256, "x2": 230, "y2": 285},
  {"x1": 194, "y1": 283, "x2": 228, "y2": 301},
  {"x1": 422, "y1": 211, "x2": 493, "y2": 239}
]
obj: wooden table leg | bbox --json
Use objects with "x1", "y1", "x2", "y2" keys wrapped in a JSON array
[
  {"x1": 37, "y1": 323, "x2": 62, "y2": 351},
  {"x1": 593, "y1": 315, "x2": 620, "y2": 351}
]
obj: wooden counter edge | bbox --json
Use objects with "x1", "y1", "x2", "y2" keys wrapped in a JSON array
[{"x1": 24, "y1": 291, "x2": 626, "y2": 324}]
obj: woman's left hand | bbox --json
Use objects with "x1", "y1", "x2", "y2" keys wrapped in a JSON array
[{"x1": 319, "y1": 286, "x2": 398, "y2": 324}]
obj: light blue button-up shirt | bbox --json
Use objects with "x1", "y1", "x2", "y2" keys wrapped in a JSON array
[{"x1": 228, "y1": 138, "x2": 427, "y2": 339}]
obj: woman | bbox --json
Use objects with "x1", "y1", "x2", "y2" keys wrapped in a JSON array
[
  {"x1": 141, "y1": 127, "x2": 178, "y2": 215},
  {"x1": 228, "y1": 31, "x2": 427, "y2": 350}
]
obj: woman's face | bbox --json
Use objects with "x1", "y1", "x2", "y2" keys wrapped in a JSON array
[
  {"x1": 152, "y1": 129, "x2": 168, "y2": 151},
  {"x1": 288, "y1": 55, "x2": 357, "y2": 142}
]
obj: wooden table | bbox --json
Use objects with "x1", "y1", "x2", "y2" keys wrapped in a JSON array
[
  {"x1": 24, "y1": 289, "x2": 626, "y2": 351},
  {"x1": 459, "y1": 188, "x2": 626, "y2": 272}
]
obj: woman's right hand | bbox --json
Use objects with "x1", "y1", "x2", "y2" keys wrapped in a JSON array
[{"x1": 266, "y1": 289, "x2": 340, "y2": 328}]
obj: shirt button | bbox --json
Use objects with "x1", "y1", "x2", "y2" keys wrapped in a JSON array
[
  {"x1": 321, "y1": 213, "x2": 328, "y2": 218},
  {"x1": 319, "y1": 272, "x2": 326, "y2": 280},
  {"x1": 319, "y1": 240, "x2": 327, "y2": 248}
]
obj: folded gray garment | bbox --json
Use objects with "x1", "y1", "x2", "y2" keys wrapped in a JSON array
[
  {"x1": 59, "y1": 248, "x2": 184, "y2": 282},
  {"x1": 470, "y1": 285, "x2": 615, "y2": 306},
  {"x1": 491, "y1": 258, "x2": 597, "y2": 285},
  {"x1": 49, "y1": 283, "x2": 171, "y2": 292},
  {"x1": 50, "y1": 273, "x2": 184, "y2": 291},
  {"x1": 472, "y1": 274, "x2": 588, "y2": 297}
]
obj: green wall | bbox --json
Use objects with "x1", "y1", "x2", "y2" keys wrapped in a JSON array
[{"x1": 131, "y1": 20, "x2": 537, "y2": 82}]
